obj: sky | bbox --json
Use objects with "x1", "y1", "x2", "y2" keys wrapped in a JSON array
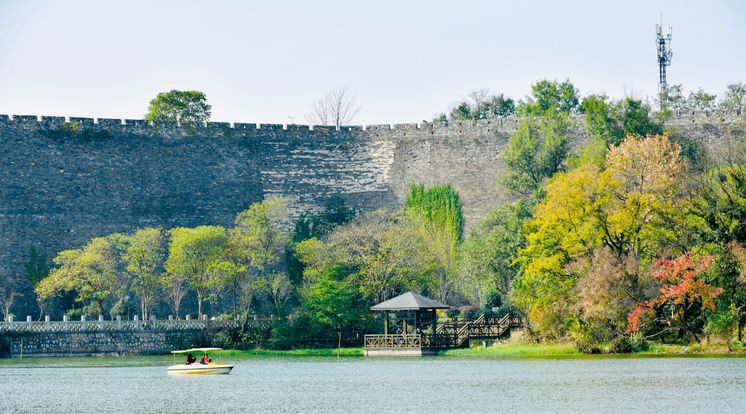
[{"x1": 0, "y1": 0, "x2": 744, "y2": 125}]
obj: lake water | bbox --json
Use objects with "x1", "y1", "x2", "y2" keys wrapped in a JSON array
[{"x1": 2, "y1": 355, "x2": 746, "y2": 413}]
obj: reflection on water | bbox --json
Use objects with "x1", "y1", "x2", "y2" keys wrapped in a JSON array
[{"x1": 2, "y1": 356, "x2": 746, "y2": 413}]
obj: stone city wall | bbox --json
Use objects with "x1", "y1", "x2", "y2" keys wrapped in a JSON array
[{"x1": 0, "y1": 111, "x2": 742, "y2": 307}]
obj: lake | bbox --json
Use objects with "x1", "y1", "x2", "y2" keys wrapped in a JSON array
[{"x1": 2, "y1": 355, "x2": 746, "y2": 413}]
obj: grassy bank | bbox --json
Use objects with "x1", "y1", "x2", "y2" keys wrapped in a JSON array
[
  {"x1": 439, "y1": 342, "x2": 580, "y2": 357},
  {"x1": 439, "y1": 341, "x2": 746, "y2": 358}
]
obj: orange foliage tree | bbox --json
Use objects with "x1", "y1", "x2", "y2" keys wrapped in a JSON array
[{"x1": 627, "y1": 253, "x2": 722, "y2": 341}]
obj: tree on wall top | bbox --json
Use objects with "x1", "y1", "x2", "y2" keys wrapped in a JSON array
[{"x1": 145, "y1": 90, "x2": 212, "y2": 126}]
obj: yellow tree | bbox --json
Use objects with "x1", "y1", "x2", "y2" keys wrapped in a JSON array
[{"x1": 514, "y1": 134, "x2": 693, "y2": 339}]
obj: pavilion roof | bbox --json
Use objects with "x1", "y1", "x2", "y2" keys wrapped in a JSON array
[{"x1": 370, "y1": 291, "x2": 450, "y2": 311}]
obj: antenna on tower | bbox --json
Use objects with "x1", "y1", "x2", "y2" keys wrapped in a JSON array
[{"x1": 656, "y1": 16, "x2": 673, "y2": 106}]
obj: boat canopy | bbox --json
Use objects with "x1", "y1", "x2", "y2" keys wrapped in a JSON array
[{"x1": 171, "y1": 347, "x2": 223, "y2": 354}]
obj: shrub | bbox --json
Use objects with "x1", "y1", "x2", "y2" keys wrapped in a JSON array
[{"x1": 608, "y1": 334, "x2": 648, "y2": 354}]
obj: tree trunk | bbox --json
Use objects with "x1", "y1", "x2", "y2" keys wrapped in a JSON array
[
  {"x1": 337, "y1": 330, "x2": 342, "y2": 349},
  {"x1": 197, "y1": 290, "x2": 203, "y2": 319}
]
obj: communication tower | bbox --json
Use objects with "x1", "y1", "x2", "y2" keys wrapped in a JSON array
[{"x1": 656, "y1": 23, "x2": 673, "y2": 97}]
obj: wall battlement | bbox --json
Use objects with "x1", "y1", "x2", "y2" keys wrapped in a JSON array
[{"x1": 1, "y1": 109, "x2": 741, "y2": 137}]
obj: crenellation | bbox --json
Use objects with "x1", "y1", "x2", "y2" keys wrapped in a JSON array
[
  {"x1": 340, "y1": 125, "x2": 363, "y2": 132},
  {"x1": 287, "y1": 124, "x2": 310, "y2": 132},
  {"x1": 69, "y1": 117, "x2": 94, "y2": 126},
  {"x1": 13, "y1": 115, "x2": 39, "y2": 123},
  {"x1": 206, "y1": 121, "x2": 231, "y2": 129},
  {"x1": 40, "y1": 116, "x2": 66, "y2": 126},
  {"x1": 124, "y1": 119, "x2": 148, "y2": 126},
  {"x1": 394, "y1": 123, "x2": 419, "y2": 131},
  {"x1": 260, "y1": 123, "x2": 285, "y2": 131},
  {"x1": 97, "y1": 118, "x2": 123, "y2": 127},
  {"x1": 234, "y1": 122, "x2": 258, "y2": 130}
]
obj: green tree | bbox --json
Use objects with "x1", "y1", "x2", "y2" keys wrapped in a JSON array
[
  {"x1": 720, "y1": 82, "x2": 746, "y2": 113},
  {"x1": 448, "y1": 90, "x2": 515, "y2": 121},
  {"x1": 122, "y1": 228, "x2": 165, "y2": 321},
  {"x1": 688, "y1": 88, "x2": 717, "y2": 111},
  {"x1": 36, "y1": 235, "x2": 126, "y2": 316},
  {"x1": 302, "y1": 273, "x2": 368, "y2": 348},
  {"x1": 405, "y1": 183, "x2": 464, "y2": 243},
  {"x1": 580, "y1": 96, "x2": 662, "y2": 147},
  {"x1": 459, "y1": 202, "x2": 531, "y2": 305},
  {"x1": 500, "y1": 114, "x2": 571, "y2": 196},
  {"x1": 517, "y1": 79, "x2": 579, "y2": 116},
  {"x1": 296, "y1": 209, "x2": 435, "y2": 303},
  {"x1": 144, "y1": 90, "x2": 211, "y2": 126},
  {"x1": 229, "y1": 197, "x2": 292, "y2": 315},
  {"x1": 165, "y1": 226, "x2": 228, "y2": 318}
]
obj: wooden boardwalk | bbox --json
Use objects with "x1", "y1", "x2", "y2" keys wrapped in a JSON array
[{"x1": 364, "y1": 313, "x2": 523, "y2": 355}]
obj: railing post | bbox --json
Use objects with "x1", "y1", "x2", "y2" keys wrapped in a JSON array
[
  {"x1": 168, "y1": 315, "x2": 173, "y2": 321},
  {"x1": 44, "y1": 315, "x2": 50, "y2": 331},
  {"x1": 81, "y1": 315, "x2": 87, "y2": 331},
  {"x1": 63, "y1": 315, "x2": 68, "y2": 331},
  {"x1": 151, "y1": 315, "x2": 157, "y2": 329},
  {"x1": 134, "y1": 315, "x2": 140, "y2": 330},
  {"x1": 98, "y1": 314, "x2": 104, "y2": 330},
  {"x1": 7, "y1": 315, "x2": 13, "y2": 330},
  {"x1": 26, "y1": 315, "x2": 32, "y2": 331},
  {"x1": 116, "y1": 315, "x2": 122, "y2": 330},
  {"x1": 186, "y1": 314, "x2": 191, "y2": 321}
]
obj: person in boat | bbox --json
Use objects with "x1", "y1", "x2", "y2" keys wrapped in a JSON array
[
  {"x1": 186, "y1": 353, "x2": 196, "y2": 365},
  {"x1": 200, "y1": 354, "x2": 209, "y2": 364}
]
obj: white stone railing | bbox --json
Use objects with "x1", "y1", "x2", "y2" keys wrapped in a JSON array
[{"x1": 0, "y1": 315, "x2": 271, "y2": 333}]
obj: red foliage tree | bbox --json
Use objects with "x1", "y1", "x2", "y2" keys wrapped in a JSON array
[{"x1": 626, "y1": 253, "x2": 722, "y2": 341}]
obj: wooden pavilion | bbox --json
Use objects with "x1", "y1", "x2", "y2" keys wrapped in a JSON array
[{"x1": 364, "y1": 291, "x2": 450, "y2": 356}]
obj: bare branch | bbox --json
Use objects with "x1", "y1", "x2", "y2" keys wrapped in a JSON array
[{"x1": 306, "y1": 87, "x2": 361, "y2": 128}]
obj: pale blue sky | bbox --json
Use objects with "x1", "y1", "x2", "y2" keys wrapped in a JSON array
[{"x1": 0, "y1": 0, "x2": 743, "y2": 125}]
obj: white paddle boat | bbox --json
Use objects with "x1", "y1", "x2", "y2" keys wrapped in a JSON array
[{"x1": 167, "y1": 347, "x2": 234, "y2": 375}]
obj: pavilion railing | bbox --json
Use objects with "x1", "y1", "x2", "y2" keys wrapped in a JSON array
[{"x1": 364, "y1": 334, "x2": 422, "y2": 350}]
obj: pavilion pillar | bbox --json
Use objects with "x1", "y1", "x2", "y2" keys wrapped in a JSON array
[
  {"x1": 384, "y1": 311, "x2": 389, "y2": 335},
  {"x1": 431, "y1": 309, "x2": 436, "y2": 335}
]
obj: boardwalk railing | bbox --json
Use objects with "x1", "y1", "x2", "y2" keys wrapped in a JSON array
[{"x1": 0, "y1": 317, "x2": 272, "y2": 333}]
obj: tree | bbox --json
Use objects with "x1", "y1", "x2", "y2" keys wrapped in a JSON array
[
  {"x1": 25, "y1": 245, "x2": 49, "y2": 290},
  {"x1": 513, "y1": 135, "x2": 691, "y2": 338},
  {"x1": 627, "y1": 253, "x2": 721, "y2": 342},
  {"x1": 36, "y1": 235, "x2": 125, "y2": 316},
  {"x1": 302, "y1": 274, "x2": 368, "y2": 348},
  {"x1": 719, "y1": 82, "x2": 746, "y2": 113},
  {"x1": 306, "y1": 87, "x2": 361, "y2": 128},
  {"x1": 687, "y1": 88, "x2": 717, "y2": 111},
  {"x1": 581, "y1": 96, "x2": 662, "y2": 147},
  {"x1": 160, "y1": 269, "x2": 188, "y2": 319},
  {"x1": 0, "y1": 274, "x2": 20, "y2": 321},
  {"x1": 459, "y1": 202, "x2": 531, "y2": 305},
  {"x1": 122, "y1": 228, "x2": 165, "y2": 321},
  {"x1": 660, "y1": 84, "x2": 687, "y2": 114},
  {"x1": 229, "y1": 197, "x2": 292, "y2": 315},
  {"x1": 405, "y1": 183, "x2": 464, "y2": 243},
  {"x1": 447, "y1": 90, "x2": 515, "y2": 121},
  {"x1": 517, "y1": 79, "x2": 579, "y2": 116},
  {"x1": 296, "y1": 209, "x2": 435, "y2": 303},
  {"x1": 500, "y1": 114, "x2": 571, "y2": 196},
  {"x1": 144, "y1": 90, "x2": 211, "y2": 126},
  {"x1": 165, "y1": 226, "x2": 228, "y2": 318},
  {"x1": 571, "y1": 247, "x2": 652, "y2": 343}
]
